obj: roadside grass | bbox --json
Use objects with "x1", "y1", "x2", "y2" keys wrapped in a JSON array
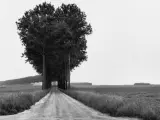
[
  {"x1": 0, "y1": 84, "x2": 50, "y2": 115},
  {"x1": 0, "y1": 89, "x2": 50, "y2": 115},
  {"x1": 64, "y1": 89, "x2": 160, "y2": 120}
]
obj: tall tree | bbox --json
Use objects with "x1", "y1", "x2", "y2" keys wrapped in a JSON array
[
  {"x1": 16, "y1": 2, "x2": 56, "y2": 89},
  {"x1": 54, "y1": 4, "x2": 92, "y2": 88}
]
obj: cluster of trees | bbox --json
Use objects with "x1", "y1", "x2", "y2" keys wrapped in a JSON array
[
  {"x1": 16, "y1": 2, "x2": 92, "y2": 90},
  {"x1": 134, "y1": 83, "x2": 151, "y2": 85}
]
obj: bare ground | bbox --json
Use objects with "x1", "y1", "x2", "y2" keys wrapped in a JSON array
[{"x1": 0, "y1": 87, "x2": 140, "y2": 120}]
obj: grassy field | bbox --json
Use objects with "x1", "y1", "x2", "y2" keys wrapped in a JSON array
[
  {"x1": 64, "y1": 85, "x2": 160, "y2": 120},
  {"x1": 0, "y1": 80, "x2": 49, "y2": 115}
]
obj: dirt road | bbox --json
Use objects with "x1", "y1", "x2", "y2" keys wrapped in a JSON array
[{"x1": 0, "y1": 88, "x2": 140, "y2": 120}]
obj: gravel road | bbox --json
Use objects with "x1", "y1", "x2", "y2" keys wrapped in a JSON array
[{"x1": 0, "y1": 87, "x2": 140, "y2": 120}]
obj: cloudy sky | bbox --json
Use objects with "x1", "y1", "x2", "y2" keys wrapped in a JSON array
[{"x1": 0, "y1": 0, "x2": 160, "y2": 85}]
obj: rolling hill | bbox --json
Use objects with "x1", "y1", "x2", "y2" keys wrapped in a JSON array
[
  {"x1": 0, "y1": 75, "x2": 92, "y2": 86},
  {"x1": 0, "y1": 75, "x2": 42, "y2": 85}
]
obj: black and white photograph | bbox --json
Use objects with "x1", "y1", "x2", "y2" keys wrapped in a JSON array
[{"x1": 0, "y1": 0, "x2": 159, "y2": 120}]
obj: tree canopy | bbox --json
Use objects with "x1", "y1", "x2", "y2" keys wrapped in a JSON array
[{"x1": 55, "y1": 4, "x2": 92, "y2": 70}]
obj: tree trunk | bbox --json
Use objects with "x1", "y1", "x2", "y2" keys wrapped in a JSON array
[
  {"x1": 62, "y1": 70, "x2": 66, "y2": 89},
  {"x1": 62, "y1": 53, "x2": 70, "y2": 90},
  {"x1": 58, "y1": 78, "x2": 60, "y2": 88},
  {"x1": 42, "y1": 54, "x2": 47, "y2": 90},
  {"x1": 64, "y1": 54, "x2": 69, "y2": 90},
  {"x1": 47, "y1": 68, "x2": 51, "y2": 88},
  {"x1": 58, "y1": 76, "x2": 61, "y2": 88},
  {"x1": 68, "y1": 53, "x2": 70, "y2": 89},
  {"x1": 65, "y1": 53, "x2": 70, "y2": 89},
  {"x1": 58, "y1": 74, "x2": 63, "y2": 89},
  {"x1": 42, "y1": 54, "x2": 51, "y2": 89},
  {"x1": 58, "y1": 54, "x2": 70, "y2": 90},
  {"x1": 64, "y1": 58, "x2": 67, "y2": 90}
]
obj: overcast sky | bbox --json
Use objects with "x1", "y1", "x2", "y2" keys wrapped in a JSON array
[{"x1": 0, "y1": 0, "x2": 160, "y2": 85}]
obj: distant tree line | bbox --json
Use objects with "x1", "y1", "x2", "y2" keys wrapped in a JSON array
[
  {"x1": 16, "y1": 2, "x2": 92, "y2": 89},
  {"x1": 134, "y1": 83, "x2": 151, "y2": 85}
]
